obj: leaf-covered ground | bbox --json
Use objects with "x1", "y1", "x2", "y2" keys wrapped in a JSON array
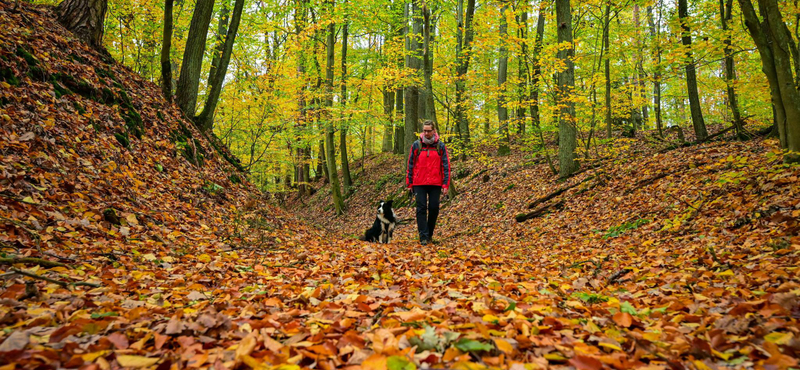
[{"x1": 2, "y1": 1, "x2": 800, "y2": 370}]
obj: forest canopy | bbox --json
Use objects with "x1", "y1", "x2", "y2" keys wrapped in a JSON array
[{"x1": 45, "y1": 0, "x2": 800, "y2": 193}]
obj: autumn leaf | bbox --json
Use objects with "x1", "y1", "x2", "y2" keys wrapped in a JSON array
[
  {"x1": 454, "y1": 339, "x2": 493, "y2": 353},
  {"x1": 387, "y1": 356, "x2": 416, "y2": 370},
  {"x1": 116, "y1": 355, "x2": 160, "y2": 368},
  {"x1": 0, "y1": 331, "x2": 29, "y2": 352},
  {"x1": 568, "y1": 355, "x2": 603, "y2": 370},
  {"x1": 612, "y1": 312, "x2": 633, "y2": 328},
  {"x1": 362, "y1": 353, "x2": 388, "y2": 370}
]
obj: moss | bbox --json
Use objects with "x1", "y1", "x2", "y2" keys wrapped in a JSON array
[
  {"x1": 51, "y1": 81, "x2": 71, "y2": 98},
  {"x1": 228, "y1": 174, "x2": 242, "y2": 184},
  {"x1": 15, "y1": 46, "x2": 38, "y2": 67},
  {"x1": 100, "y1": 87, "x2": 115, "y2": 104},
  {"x1": 26, "y1": 65, "x2": 47, "y2": 81},
  {"x1": 68, "y1": 53, "x2": 86, "y2": 64},
  {"x1": 114, "y1": 132, "x2": 130, "y2": 148},
  {"x1": 118, "y1": 89, "x2": 131, "y2": 105},
  {"x1": 73, "y1": 101, "x2": 86, "y2": 114},
  {"x1": 124, "y1": 108, "x2": 143, "y2": 139},
  {"x1": 0, "y1": 66, "x2": 20, "y2": 86},
  {"x1": 96, "y1": 68, "x2": 114, "y2": 80}
]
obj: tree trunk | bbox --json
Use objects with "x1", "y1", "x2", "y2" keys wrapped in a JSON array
[
  {"x1": 294, "y1": 0, "x2": 309, "y2": 197},
  {"x1": 530, "y1": 9, "x2": 545, "y2": 134},
  {"x1": 207, "y1": 0, "x2": 229, "y2": 90},
  {"x1": 678, "y1": 0, "x2": 708, "y2": 141},
  {"x1": 404, "y1": 0, "x2": 422, "y2": 149},
  {"x1": 737, "y1": 0, "x2": 800, "y2": 159},
  {"x1": 420, "y1": 5, "x2": 437, "y2": 124},
  {"x1": 634, "y1": 5, "x2": 648, "y2": 127},
  {"x1": 720, "y1": 0, "x2": 743, "y2": 137},
  {"x1": 556, "y1": 0, "x2": 579, "y2": 177},
  {"x1": 394, "y1": 86, "x2": 405, "y2": 154},
  {"x1": 57, "y1": 0, "x2": 108, "y2": 50},
  {"x1": 175, "y1": 0, "x2": 216, "y2": 118},
  {"x1": 603, "y1": 3, "x2": 612, "y2": 138},
  {"x1": 340, "y1": 18, "x2": 352, "y2": 194},
  {"x1": 454, "y1": 0, "x2": 477, "y2": 147},
  {"x1": 382, "y1": 89, "x2": 395, "y2": 152},
  {"x1": 497, "y1": 1, "x2": 510, "y2": 156},
  {"x1": 647, "y1": 4, "x2": 663, "y2": 137},
  {"x1": 325, "y1": 1, "x2": 344, "y2": 214},
  {"x1": 516, "y1": 10, "x2": 528, "y2": 136},
  {"x1": 196, "y1": 0, "x2": 244, "y2": 132},
  {"x1": 159, "y1": 0, "x2": 174, "y2": 102}
]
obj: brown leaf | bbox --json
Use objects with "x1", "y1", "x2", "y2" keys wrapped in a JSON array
[
  {"x1": 106, "y1": 332, "x2": 129, "y2": 350},
  {"x1": 0, "y1": 331, "x2": 29, "y2": 352}
]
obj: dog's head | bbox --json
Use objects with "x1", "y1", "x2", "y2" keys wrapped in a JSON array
[{"x1": 377, "y1": 200, "x2": 393, "y2": 217}]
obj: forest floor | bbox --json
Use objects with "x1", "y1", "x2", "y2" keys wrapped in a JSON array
[{"x1": 1, "y1": 1, "x2": 800, "y2": 369}]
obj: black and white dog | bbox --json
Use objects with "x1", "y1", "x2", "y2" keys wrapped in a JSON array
[{"x1": 360, "y1": 200, "x2": 397, "y2": 243}]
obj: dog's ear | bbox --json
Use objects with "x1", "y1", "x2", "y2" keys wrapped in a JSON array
[{"x1": 385, "y1": 200, "x2": 393, "y2": 207}]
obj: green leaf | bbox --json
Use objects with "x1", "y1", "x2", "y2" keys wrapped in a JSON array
[
  {"x1": 21, "y1": 196, "x2": 36, "y2": 204},
  {"x1": 90, "y1": 312, "x2": 118, "y2": 319},
  {"x1": 454, "y1": 338, "x2": 493, "y2": 353},
  {"x1": 409, "y1": 326, "x2": 441, "y2": 352},
  {"x1": 620, "y1": 301, "x2": 637, "y2": 315},
  {"x1": 387, "y1": 356, "x2": 416, "y2": 370}
]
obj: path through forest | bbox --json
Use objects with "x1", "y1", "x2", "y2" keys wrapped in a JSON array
[{"x1": 1, "y1": 1, "x2": 799, "y2": 369}]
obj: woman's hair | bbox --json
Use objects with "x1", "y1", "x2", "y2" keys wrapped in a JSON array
[{"x1": 422, "y1": 120, "x2": 435, "y2": 130}]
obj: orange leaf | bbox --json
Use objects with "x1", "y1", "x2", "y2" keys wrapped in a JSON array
[
  {"x1": 362, "y1": 353, "x2": 388, "y2": 370},
  {"x1": 612, "y1": 312, "x2": 633, "y2": 328},
  {"x1": 493, "y1": 338, "x2": 514, "y2": 355},
  {"x1": 567, "y1": 355, "x2": 603, "y2": 370}
]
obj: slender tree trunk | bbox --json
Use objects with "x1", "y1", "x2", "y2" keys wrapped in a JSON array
[
  {"x1": 603, "y1": 3, "x2": 612, "y2": 138},
  {"x1": 382, "y1": 89, "x2": 395, "y2": 152},
  {"x1": 394, "y1": 86, "x2": 405, "y2": 154},
  {"x1": 634, "y1": 5, "x2": 648, "y2": 126},
  {"x1": 404, "y1": 0, "x2": 422, "y2": 149},
  {"x1": 498, "y1": 1, "x2": 510, "y2": 155},
  {"x1": 516, "y1": 10, "x2": 528, "y2": 136},
  {"x1": 647, "y1": 4, "x2": 663, "y2": 137},
  {"x1": 678, "y1": 0, "x2": 708, "y2": 141},
  {"x1": 556, "y1": 0, "x2": 579, "y2": 177},
  {"x1": 421, "y1": 5, "x2": 437, "y2": 124},
  {"x1": 196, "y1": 0, "x2": 244, "y2": 132},
  {"x1": 207, "y1": 0, "x2": 229, "y2": 90},
  {"x1": 720, "y1": 0, "x2": 743, "y2": 137},
  {"x1": 175, "y1": 0, "x2": 216, "y2": 118},
  {"x1": 57, "y1": 0, "x2": 108, "y2": 50},
  {"x1": 295, "y1": 0, "x2": 309, "y2": 196},
  {"x1": 454, "y1": 0, "x2": 477, "y2": 147},
  {"x1": 325, "y1": 0, "x2": 344, "y2": 214},
  {"x1": 340, "y1": 18, "x2": 352, "y2": 194},
  {"x1": 530, "y1": 9, "x2": 545, "y2": 135},
  {"x1": 159, "y1": 0, "x2": 174, "y2": 102}
]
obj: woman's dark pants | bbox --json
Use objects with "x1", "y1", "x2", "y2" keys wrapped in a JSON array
[{"x1": 413, "y1": 185, "x2": 441, "y2": 242}]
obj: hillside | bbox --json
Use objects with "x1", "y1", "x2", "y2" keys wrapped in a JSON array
[{"x1": 2, "y1": 1, "x2": 800, "y2": 369}]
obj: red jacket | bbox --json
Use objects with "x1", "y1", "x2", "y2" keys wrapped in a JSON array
[{"x1": 406, "y1": 133, "x2": 450, "y2": 189}]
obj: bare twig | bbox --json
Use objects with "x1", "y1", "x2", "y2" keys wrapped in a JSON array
[
  {"x1": 0, "y1": 257, "x2": 66, "y2": 268},
  {"x1": 9, "y1": 268, "x2": 101, "y2": 288}
]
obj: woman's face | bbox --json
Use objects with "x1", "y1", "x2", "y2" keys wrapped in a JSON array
[{"x1": 422, "y1": 125, "x2": 434, "y2": 140}]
